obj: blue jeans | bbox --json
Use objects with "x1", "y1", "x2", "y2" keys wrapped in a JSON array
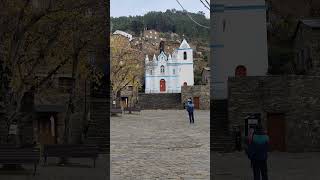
[
  {"x1": 188, "y1": 111, "x2": 194, "y2": 123},
  {"x1": 252, "y1": 160, "x2": 268, "y2": 180}
]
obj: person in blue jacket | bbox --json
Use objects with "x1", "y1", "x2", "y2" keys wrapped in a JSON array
[
  {"x1": 186, "y1": 98, "x2": 195, "y2": 124},
  {"x1": 247, "y1": 124, "x2": 269, "y2": 180}
]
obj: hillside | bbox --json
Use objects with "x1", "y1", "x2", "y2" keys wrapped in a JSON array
[{"x1": 111, "y1": 9, "x2": 210, "y2": 42}]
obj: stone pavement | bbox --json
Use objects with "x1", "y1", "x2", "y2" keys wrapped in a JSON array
[
  {"x1": 0, "y1": 155, "x2": 109, "y2": 180},
  {"x1": 111, "y1": 110, "x2": 210, "y2": 180},
  {"x1": 212, "y1": 151, "x2": 320, "y2": 180}
]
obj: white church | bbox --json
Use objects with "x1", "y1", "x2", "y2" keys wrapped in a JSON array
[{"x1": 145, "y1": 39, "x2": 194, "y2": 93}]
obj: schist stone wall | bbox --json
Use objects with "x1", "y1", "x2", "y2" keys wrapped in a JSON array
[
  {"x1": 181, "y1": 85, "x2": 210, "y2": 110},
  {"x1": 138, "y1": 93, "x2": 182, "y2": 110},
  {"x1": 228, "y1": 75, "x2": 320, "y2": 152}
]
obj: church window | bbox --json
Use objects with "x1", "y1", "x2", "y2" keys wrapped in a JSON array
[
  {"x1": 173, "y1": 69, "x2": 175, "y2": 74},
  {"x1": 150, "y1": 70, "x2": 153, "y2": 75},
  {"x1": 184, "y1": 52, "x2": 187, "y2": 60},
  {"x1": 160, "y1": 65, "x2": 165, "y2": 74}
]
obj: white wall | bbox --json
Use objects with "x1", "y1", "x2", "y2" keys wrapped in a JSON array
[{"x1": 211, "y1": 0, "x2": 268, "y2": 99}]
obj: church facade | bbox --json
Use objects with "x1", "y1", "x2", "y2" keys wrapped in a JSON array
[{"x1": 145, "y1": 39, "x2": 194, "y2": 93}]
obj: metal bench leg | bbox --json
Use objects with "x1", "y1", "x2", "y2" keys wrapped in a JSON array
[
  {"x1": 44, "y1": 156, "x2": 47, "y2": 166},
  {"x1": 33, "y1": 163, "x2": 37, "y2": 176}
]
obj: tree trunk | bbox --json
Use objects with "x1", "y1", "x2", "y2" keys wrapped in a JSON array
[{"x1": 59, "y1": 38, "x2": 81, "y2": 165}]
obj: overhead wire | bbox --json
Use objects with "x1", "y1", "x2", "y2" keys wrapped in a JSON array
[
  {"x1": 205, "y1": 0, "x2": 210, "y2": 6},
  {"x1": 175, "y1": 0, "x2": 210, "y2": 29},
  {"x1": 200, "y1": 0, "x2": 210, "y2": 10}
]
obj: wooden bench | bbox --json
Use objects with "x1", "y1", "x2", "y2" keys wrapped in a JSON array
[
  {"x1": 124, "y1": 107, "x2": 141, "y2": 113},
  {"x1": 110, "y1": 108, "x2": 122, "y2": 115},
  {"x1": 42, "y1": 144, "x2": 99, "y2": 168},
  {"x1": 0, "y1": 146, "x2": 40, "y2": 176}
]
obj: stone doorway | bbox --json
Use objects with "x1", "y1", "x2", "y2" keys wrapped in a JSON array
[
  {"x1": 267, "y1": 113, "x2": 286, "y2": 151},
  {"x1": 121, "y1": 97, "x2": 128, "y2": 108},
  {"x1": 160, "y1": 79, "x2": 166, "y2": 92},
  {"x1": 193, "y1": 97, "x2": 200, "y2": 109},
  {"x1": 38, "y1": 113, "x2": 57, "y2": 145}
]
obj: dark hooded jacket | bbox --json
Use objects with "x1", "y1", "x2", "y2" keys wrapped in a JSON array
[
  {"x1": 186, "y1": 102, "x2": 194, "y2": 112},
  {"x1": 248, "y1": 128, "x2": 269, "y2": 161}
]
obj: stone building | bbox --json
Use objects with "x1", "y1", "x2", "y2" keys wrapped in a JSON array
[
  {"x1": 293, "y1": 19, "x2": 320, "y2": 75},
  {"x1": 32, "y1": 72, "x2": 89, "y2": 145},
  {"x1": 229, "y1": 76, "x2": 320, "y2": 152},
  {"x1": 220, "y1": 18, "x2": 320, "y2": 152},
  {"x1": 211, "y1": 1, "x2": 320, "y2": 152},
  {"x1": 181, "y1": 85, "x2": 210, "y2": 110},
  {"x1": 120, "y1": 84, "x2": 139, "y2": 109}
]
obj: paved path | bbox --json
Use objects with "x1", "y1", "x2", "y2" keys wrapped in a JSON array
[
  {"x1": 0, "y1": 155, "x2": 108, "y2": 180},
  {"x1": 212, "y1": 151, "x2": 320, "y2": 180},
  {"x1": 111, "y1": 110, "x2": 210, "y2": 180}
]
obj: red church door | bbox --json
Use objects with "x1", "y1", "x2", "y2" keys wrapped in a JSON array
[
  {"x1": 160, "y1": 79, "x2": 166, "y2": 92},
  {"x1": 267, "y1": 113, "x2": 286, "y2": 151}
]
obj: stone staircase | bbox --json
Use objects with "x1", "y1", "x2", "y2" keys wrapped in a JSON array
[
  {"x1": 85, "y1": 81, "x2": 110, "y2": 154},
  {"x1": 211, "y1": 99, "x2": 234, "y2": 153},
  {"x1": 138, "y1": 93, "x2": 182, "y2": 110}
]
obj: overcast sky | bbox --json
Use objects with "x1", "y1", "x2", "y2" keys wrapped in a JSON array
[{"x1": 110, "y1": 0, "x2": 210, "y2": 18}]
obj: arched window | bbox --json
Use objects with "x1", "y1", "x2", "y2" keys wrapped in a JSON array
[
  {"x1": 160, "y1": 65, "x2": 165, "y2": 74},
  {"x1": 235, "y1": 65, "x2": 247, "y2": 77},
  {"x1": 173, "y1": 69, "x2": 175, "y2": 75},
  {"x1": 183, "y1": 82, "x2": 187, "y2": 86},
  {"x1": 183, "y1": 52, "x2": 187, "y2": 60},
  {"x1": 150, "y1": 70, "x2": 153, "y2": 75}
]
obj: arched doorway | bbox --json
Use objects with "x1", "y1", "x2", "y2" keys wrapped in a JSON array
[
  {"x1": 160, "y1": 79, "x2": 166, "y2": 92},
  {"x1": 235, "y1": 65, "x2": 247, "y2": 77}
]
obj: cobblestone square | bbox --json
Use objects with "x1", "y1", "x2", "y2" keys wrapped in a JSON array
[{"x1": 111, "y1": 110, "x2": 210, "y2": 179}]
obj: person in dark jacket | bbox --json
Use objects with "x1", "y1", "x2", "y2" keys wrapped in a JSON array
[
  {"x1": 186, "y1": 99, "x2": 195, "y2": 124},
  {"x1": 247, "y1": 125, "x2": 269, "y2": 180}
]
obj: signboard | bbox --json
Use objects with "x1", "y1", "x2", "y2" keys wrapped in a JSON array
[
  {"x1": 245, "y1": 113, "x2": 261, "y2": 136},
  {"x1": 9, "y1": 124, "x2": 18, "y2": 135}
]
